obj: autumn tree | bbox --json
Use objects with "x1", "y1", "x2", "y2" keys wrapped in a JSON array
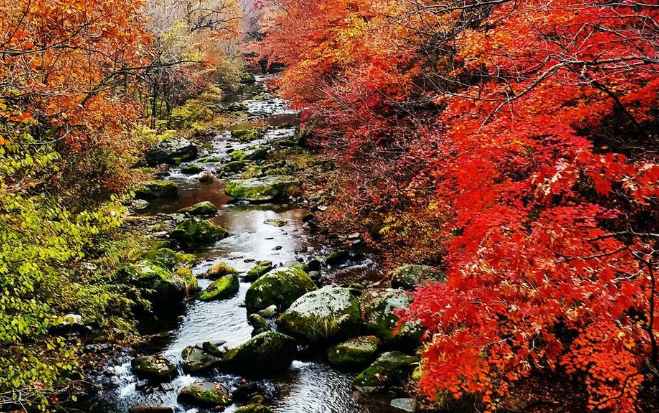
[{"x1": 258, "y1": 0, "x2": 659, "y2": 410}]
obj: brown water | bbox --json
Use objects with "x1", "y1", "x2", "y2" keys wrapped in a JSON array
[{"x1": 82, "y1": 75, "x2": 407, "y2": 413}]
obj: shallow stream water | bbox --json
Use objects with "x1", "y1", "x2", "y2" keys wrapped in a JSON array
[{"x1": 83, "y1": 75, "x2": 405, "y2": 413}]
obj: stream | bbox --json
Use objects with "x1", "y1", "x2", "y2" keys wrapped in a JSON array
[{"x1": 82, "y1": 75, "x2": 405, "y2": 413}]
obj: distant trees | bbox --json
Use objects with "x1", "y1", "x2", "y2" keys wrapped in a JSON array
[{"x1": 259, "y1": 0, "x2": 659, "y2": 410}]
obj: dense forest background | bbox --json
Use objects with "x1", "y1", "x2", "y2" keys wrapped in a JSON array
[{"x1": 2, "y1": 0, "x2": 659, "y2": 412}]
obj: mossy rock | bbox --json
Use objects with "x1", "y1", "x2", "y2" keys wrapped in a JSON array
[
  {"x1": 176, "y1": 267, "x2": 200, "y2": 295},
  {"x1": 245, "y1": 268, "x2": 317, "y2": 313},
  {"x1": 235, "y1": 405, "x2": 273, "y2": 413},
  {"x1": 178, "y1": 381, "x2": 232, "y2": 407},
  {"x1": 181, "y1": 164, "x2": 204, "y2": 174},
  {"x1": 326, "y1": 250, "x2": 350, "y2": 265},
  {"x1": 205, "y1": 262, "x2": 239, "y2": 279},
  {"x1": 239, "y1": 72, "x2": 257, "y2": 84},
  {"x1": 146, "y1": 137, "x2": 198, "y2": 166},
  {"x1": 224, "y1": 175, "x2": 300, "y2": 202},
  {"x1": 277, "y1": 287, "x2": 363, "y2": 343},
  {"x1": 222, "y1": 332, "x2": 297, "y2": 377},
  {"x1": 248, "y1": 314, "x2": 272, "y2": 336},
  {"x1": 178, "y1": 201, "x2": 218, "y2": 216},
  {"x1": 120, "y1": 260, "x2": 186, "y2": 307},
  {"x1": 175, "y1": 252, "x2": 197, "y2": 265},
  {"x1": 389, "y1": 265, "x2": 446, "y2": 290},
  {"x1": 170, "y1": 218, "x2": 229, "y2": 247},
  {"x1": 327, "y1": 336, "x2": 380, "y2": 370},
  {"x1": 181, "y1": 345, "x2": 222, "y2": 373},
  {"x1": 134, "y1": 181, "x2": 179, "y2": 200},
  {"x1": 230, "y1": 149, "x2": 246, "y2": 161},
  {"x1": 131, "y1": 355, "x2": 177, "y2": 382},
  {"x1": 364, "y1": 289, "x2": 424, "y2": 350},
  {"x1": 244, "y1": 261, "x2": 273, "y2": 281},
  {"x1": 232, "y1": 128, "x2": 265, "y2": 142},
  {"x1": 199, "y1": 274, "x2": 239, "y2": 301},
  {"x1": 144, "y1": 248, "x2": 177, "y2": 269},
  {"x1": 223, "y1": 161, "x2": 247, "y2": 173},
  {"x1": 352, "y1": 351, "x2": 418, "y2": 393},
  {"x1": 244, "y1": 148, "x2": 269, "y2": 161},
  {"x1": 276, "y1": 138, "x2": 296, "y2": 147}
]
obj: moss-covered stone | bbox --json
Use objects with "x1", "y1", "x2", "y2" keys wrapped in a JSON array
[
  {"x1": 134, "y1": 181, "x2": 179, "y2": 200},
  {"x1": 245, "y1": 268, "x2": 317, "y2": 313},
  {"x1": 146, "y1": 137, "x2": 198, "y2": 166},
  {"x1": 181, "y1": 164, "x2": 204, "y2": 174},
  {"x1": 131, "y1": 355, "x2": 177, "y2": 381},
  {"x1": 224, "y1": 175, "x2": 300, "y2": 202},
  {"x1": 120, "y1": 260, "x2": 186, "y2": 307},
  {"x1": 178, "y1": 201, "x2": 218, "y2": 216},
  {"x1": 176, "y1": 267, "x2": 200, "y2": 295},
  {"x1": 326, "y1": 250, "x2": 350, "y2": 265},
  {"x1": 235, "y1": 405, "x2": 273, "y2": 413},
  {"x1": 327, "y1": 336, "x2": 379, "y2": 370},
  {"x1": 244, "y1": 148, "x2": 269, "y2": 161},
  {"x1": 144, "y1": 248, "x2": 177, "y2": 268},
  {"x1": 352, "y1": 352, "x2": 418, "y2": 393},
  {"x1": 248, "y1": 314, "x2": 272, "y2": 336},
  {"x1": 222, "y1": 332, "x2": 297, "y2": 377},
  {"x1": 389, "y1": 265, "x2": 446, "y2": 290},
  {"x1": 364, "y1": 289, "x2": 424, "y2": 350},
  {"x1": 230, "y1": 149, "x2": 246, "y2": 162},
  {"x1": 170, "y1": 218, "x2": 229, "y2": 247},
  {"x1": 277, "y1": 287, "x2": 362, "y2": 343},
  {"x1": 232, "y1": 128, "x2": 265, "y2": 142},
  {"x1": 205, "y1": 262, "x2": 239, "y2": 279},
  {"x1": 224, "y1": 161, "x2": 247, "y2": 173},
  {"x1": 199, "y1": 274, "x2": 239, "y2": 301},
  {"x1": 177, "y1": 381, "x2": 232, "y2": 407},
  {"x1": 181, "y1": 345, "x2": 222, "y2": 373},
  {"x1": 175, "y1": 252, "x2": 197, "y2": 265},
  {"x1": 244, "y1": 261, "x2": 273, "y2": 282}
]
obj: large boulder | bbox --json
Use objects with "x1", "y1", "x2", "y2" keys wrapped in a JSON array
[
  {"x1": 146, "y1": 137, "x2": 198, "y2": 166},
  {"x1": 177, "y1": 381, "x2": 232, "y2": 407},
  {"x1": 198, "y1": 274, "x2": 239, "y2": 301},
  {"x1": 178, "y1": 201, "x2": 218, "y2": 216},
  {"x1": 131, "y1": 355, "x2": 177, "y2": 382},
  {"x1": 204, "y1": 262, "x2": 239, "y2": 279},
  {"x1": 120, "y1": 260, "x2": 187, "y2": 307},
  {"x1": 389, "y1": 265, "x2": 446, "y2": 290},
  {"x1": 352, "y1": 352, "x2": 417, "y2": 393},
  {"x1": 364, "y1": 289, "x2": 424, "y2": 350},
  {"x1": 181, "y1": 344, "x2": 223, "y2": 373},
  {"x1": 222, "y1": 332, "x2": 297, "y2": 377},
  {"x1": 134, "y1": 181, "x2": 178, "y2": 200},
  {"x1": 224, "y1": 175, "x2": 300, "y2": 202},
  {"x1": 245, "y1": 268, "x2": 317, "y2": 313},
  {"x1": 170, "y1": 218, "x2": 229, "y2": 247},
  {"x1": 327, "y1": 336, "x2": 380, "y2": 370},
  {"x1": 277, "y1": 287, "x2": 362, "y2": 343},
  {"x1": 244, "y1": 261, "x2": 273, "y2": 281}
]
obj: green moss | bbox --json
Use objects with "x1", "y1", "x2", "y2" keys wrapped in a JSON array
[
  {"x1": 352, "y1": 352, "x2": 418, "y2": 392},
  {"x1": 178, "y1": 201, "x2": 218, "y2": 215},
  {"x1": 198, "y1": 274, "x2": 239, "y2": 301},
  {"x1": 134, "y1": 181, "x2": 179, "y2": 200},
  {"x1": 235, "y1": 405, "x2": 273, "y2": 413},
  {"x1": 224, "y1": 160, "x2": 247, "y2": 173},
  {"x1": 205, "y1": 261, "x2": 239, "y2": 278},
  {"x1": 389, "y1": 264, "x2": 446, "y2": 290},
  {"x1": 230, "y1": 149, "x2": 246, "y2": 161},
  {"x1": 170, "y1": 218, "x2": 230, "y2": 246},
  {"x1": 245, "y1": 268, "x2": 317, "y2": 313},
  {"x1": 175, "y1": 252, "x2": 197, "y2": 265},
  {"x1": 178, "y1": 381, "x2": 232, "y2": 406},
  {"x1": 232, "y1": 128, "x2": 265, "y2": 142},
  {"x1": 175, "y1": 267, "x2": 200, "y2": 295},
  {"x1": 244, "y1": 261, "x2": 273, "y2": 281},
  {"x1": 131, "y1": 355, "x2": 178, "y2": 381},
  {"x1": 224, "y1": 176, "x2": 300, "y2": 202},
  {"x1": 327, "y1": 336, "x2": 379, "y2": 369},
  {"x1": 222, "y1": 332, "x2": 297, "y2": 377},
  {"x1": 181, "y1": 164, "x2": 204, "y2": 174},
  {"x1": 144, "y1": 248, "x2": 177, "y2": 268}
]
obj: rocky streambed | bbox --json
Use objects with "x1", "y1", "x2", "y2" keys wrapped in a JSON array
[{"x1": 80, "y1": 74, "x2": 438, "y2": 413}]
